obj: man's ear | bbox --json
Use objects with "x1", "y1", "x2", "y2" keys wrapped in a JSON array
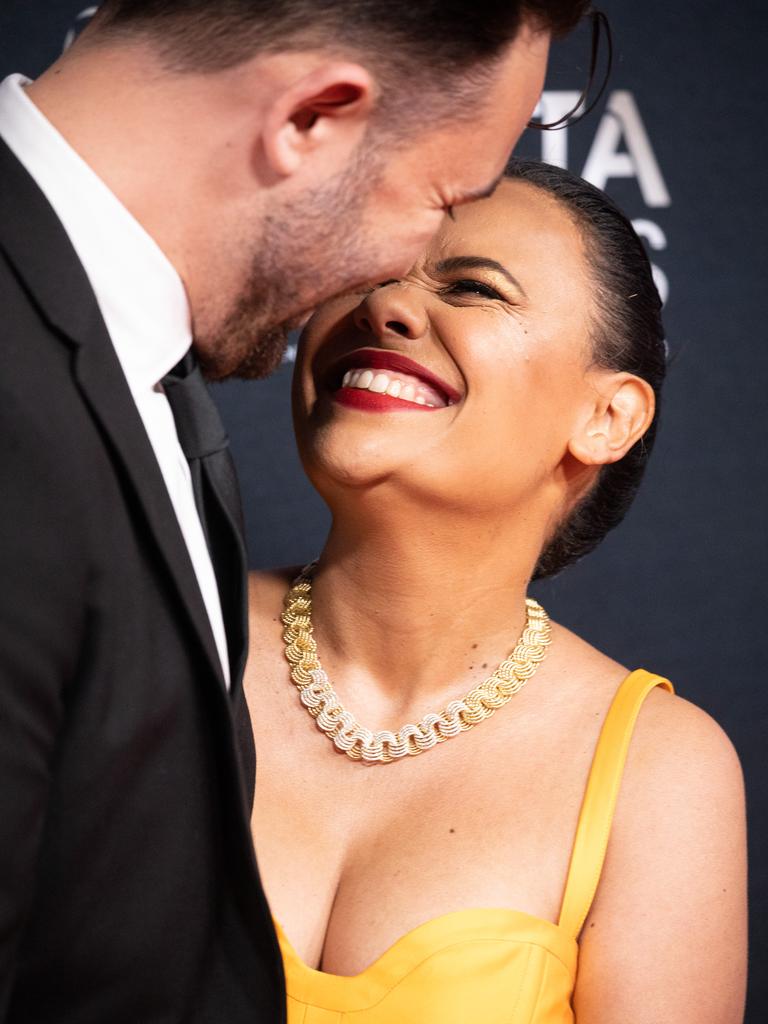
[
  {"x1": 261, "y1": 62, "x2": 376, "y2": 178},
  {"x1": 568, "y1": 371, "x2": 656, "y2": 467}
]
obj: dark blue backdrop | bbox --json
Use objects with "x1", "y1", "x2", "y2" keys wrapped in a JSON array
[{"x1": 1, "y1": 1, "x2": 766, "y2": 1017}]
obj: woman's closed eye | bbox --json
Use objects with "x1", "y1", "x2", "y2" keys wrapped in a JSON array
[{"x1": 443, "y1": 278, "x2": 505, "y2": 301}]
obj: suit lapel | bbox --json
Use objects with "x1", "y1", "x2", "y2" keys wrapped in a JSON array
[
  {"x1": 75, "y1": 330, "x2": 228, "y2": 689},
  {"x1": 0, "y1": 139, "x2": 226, "y2": 691}
]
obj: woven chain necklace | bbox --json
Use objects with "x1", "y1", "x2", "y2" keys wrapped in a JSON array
[{"x1": 281, "y1": 563, "x2": 553, "y2": 765}]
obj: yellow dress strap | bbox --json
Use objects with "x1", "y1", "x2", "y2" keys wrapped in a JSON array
[{"x1": 557, "y1": 669, "x2": 674, "y2": 940}]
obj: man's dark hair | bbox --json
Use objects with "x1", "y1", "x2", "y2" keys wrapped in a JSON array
[
  {"x1": 501, "y1": 160, "x2": 666, "y2": 580},
  {"x1": 88, "y1": 2, "x2": 590, "y2": 99}
]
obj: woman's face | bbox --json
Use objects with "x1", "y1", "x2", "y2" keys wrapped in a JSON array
[{"x1": 292, "y1": 178, "x2": 615, "y2": 527}]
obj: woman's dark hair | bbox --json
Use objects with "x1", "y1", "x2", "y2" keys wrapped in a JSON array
[{"x1": 502, "y1": 160, "x2": 667, "y2": 580}]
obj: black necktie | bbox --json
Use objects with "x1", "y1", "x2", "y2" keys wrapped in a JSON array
[{"x1": 162, "y1": 351, "x2": 256, "y2": 800}]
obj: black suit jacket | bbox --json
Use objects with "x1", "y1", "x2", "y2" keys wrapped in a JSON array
[{"x1": 0, "y1": 140, "x2": 285, "y2": 1023}]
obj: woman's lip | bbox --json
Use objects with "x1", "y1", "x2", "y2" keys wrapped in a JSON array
[
  {"x1": 328, "y1": 349, "x2": 463, "y2": 405},
  {"x1": 334, "y1": 389, "x2": 439, "y2": 413}
]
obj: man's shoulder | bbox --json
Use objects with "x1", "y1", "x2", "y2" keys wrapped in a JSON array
[{"x1": 0, "y1": 251, "x2": 114, "y2": 507}]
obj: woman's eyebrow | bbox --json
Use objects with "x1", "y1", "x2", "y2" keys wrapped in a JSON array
[
  {"x1": 433, "y1": 256, "x2": 527, "y2": 297},
  {"x1": 455, "y1": 175, "x2": 504, "y2": 205}
]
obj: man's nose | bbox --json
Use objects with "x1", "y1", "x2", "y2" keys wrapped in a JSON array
[{"x1": 352, "y1": 283, "x2": 429, "y2": 341}]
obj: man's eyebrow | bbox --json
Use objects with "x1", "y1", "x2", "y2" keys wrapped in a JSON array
[{"x1": 434, "y1": 256, "x2": 527, "y2": 296}]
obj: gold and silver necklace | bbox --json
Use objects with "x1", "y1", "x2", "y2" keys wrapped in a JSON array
[{"x1": 281, "y1": 563, "x2": 552, "y2": 765}]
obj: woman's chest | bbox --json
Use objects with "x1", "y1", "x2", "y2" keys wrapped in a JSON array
[{"x1": 251, "y1": 716, "x2": 589, "y2": 976}]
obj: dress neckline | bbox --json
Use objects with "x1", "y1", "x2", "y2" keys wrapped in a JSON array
[{"x1": 274, "y1": 906, "x2": 578, "y2": 1010}]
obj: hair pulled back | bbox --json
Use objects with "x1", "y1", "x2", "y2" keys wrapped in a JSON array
[{"x1": 502, "y1": 160, "x2": 667, "y2": 580}]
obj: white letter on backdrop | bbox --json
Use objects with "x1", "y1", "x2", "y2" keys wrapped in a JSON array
[{"x1": 582, "y1": 91, "x2": 671, "y2": 208}]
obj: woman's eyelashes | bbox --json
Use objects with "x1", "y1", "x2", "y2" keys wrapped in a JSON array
[
  {"x1": 443, "y1": 278, "x2": 505, "y2": 301},
  {"x1": 352, "y1": 277, "x2": 506, "y2": 302}
]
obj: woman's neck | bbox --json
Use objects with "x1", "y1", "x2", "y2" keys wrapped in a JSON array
[{"x1": 305, "y1": 498, "x2": 547, "y2": 714}]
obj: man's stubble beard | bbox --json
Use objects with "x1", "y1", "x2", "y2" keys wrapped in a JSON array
[{"x1": 195, "y1": 152, "x2": 380, "y2": 382}]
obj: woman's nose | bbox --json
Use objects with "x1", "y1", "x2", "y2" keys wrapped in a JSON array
[{"x1": 352, "y1": 283, "x2": 429, "y2": 341}]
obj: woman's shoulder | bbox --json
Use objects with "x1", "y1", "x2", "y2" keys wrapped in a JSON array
[
  {"x1": 551, "y1": 620, "x2": 741, "y2": 785},
  {"x1": 566, "y1": 627, "x2": 744, "y2": 863},
  {"x1": 625, "y1": 680, "x2": 743, "y2": 801},
  {"x1": 568, "y1": 665, "x2": 747, "y2": 1021},
  {"x1": 576, "y1": 652, "x2": 747, "y2": 1016}
]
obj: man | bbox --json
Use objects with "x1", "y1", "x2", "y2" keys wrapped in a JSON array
[{"x1": 0, "y1": 1, "x2": 587, "y2": 1021}]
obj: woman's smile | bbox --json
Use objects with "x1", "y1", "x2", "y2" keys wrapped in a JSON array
[{"x1": 328, "y1": 348, "x2": 463, "y2": 412}]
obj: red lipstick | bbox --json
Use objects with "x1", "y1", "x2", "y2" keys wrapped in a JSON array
[
  {"x1": 330, "y1": 348, "x2": 463, "y2": 405},
  {"x1": 334, "y1": 388, "x2": 437, "y2": 412}
]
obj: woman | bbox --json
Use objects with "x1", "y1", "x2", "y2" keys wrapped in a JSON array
[{"x1": 244, "y1": 161, "x2": 747, "y2": 1023}]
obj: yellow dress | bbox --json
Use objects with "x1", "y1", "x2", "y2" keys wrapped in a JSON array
[{"x1": 275, "y1": 668, "x2": 673, "y2": 1023}]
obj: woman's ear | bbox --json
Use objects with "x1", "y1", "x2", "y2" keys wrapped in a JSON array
[
  {"x1": 260, "y1": 61, "x2": 376, "y2": 178},
  {"x1": 568, "y1": 371, "x2": 656, "y2": 467}
]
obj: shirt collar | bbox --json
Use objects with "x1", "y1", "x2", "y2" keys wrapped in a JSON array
[{"x1": 0, "y1": 73, "x2": 191, "y2": 393}]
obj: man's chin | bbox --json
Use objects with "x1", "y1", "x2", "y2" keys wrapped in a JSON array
[
  {"x1": 197, "y1": 321, "x2": 292, "y2": 382},
  {"x1": 226, "y1": 310, "x2": 315, "y2": 380}
]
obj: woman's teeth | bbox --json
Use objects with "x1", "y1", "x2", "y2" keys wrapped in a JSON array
[{"x1": 341, "y1": 368, "x2": 444, "y2": 407}]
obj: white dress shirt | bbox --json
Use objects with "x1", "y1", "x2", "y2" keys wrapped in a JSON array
[{"x1": 0, "y1": 73, "x2": 230, "y2": 686}]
